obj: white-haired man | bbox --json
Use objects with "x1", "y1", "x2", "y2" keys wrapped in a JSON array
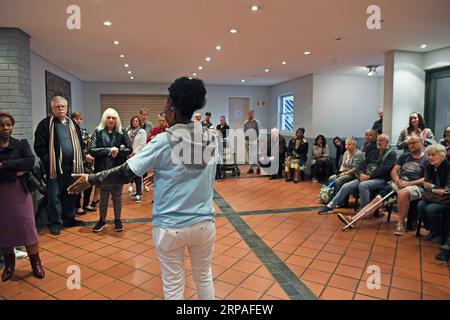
[{"x1": 34, "y1": 96, "x2": 86, "y2": 235}]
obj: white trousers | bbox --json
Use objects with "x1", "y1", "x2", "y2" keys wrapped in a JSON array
[{"x1": 152, "y1": 219, "x2": 216, "y2": 300}]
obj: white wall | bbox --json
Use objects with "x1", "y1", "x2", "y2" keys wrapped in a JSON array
[
  {"x1": 269, "y1": 75, "x2": 313, "y2": 136},
  {"x1": 424, "y1": 46, "x2": 450, "y2": 70},
  {"x1": 31, "y1": 52, "x2": 84, "y2": 133},
  {"x1": 83, "y1": 82, "x2": 270, "y2": 132},
  {"x1": 312, "y1": 74, "x2": 383, "y2": 138}
]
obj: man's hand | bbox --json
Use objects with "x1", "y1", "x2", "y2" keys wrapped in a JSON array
[
  {"x1": 17, "y1": 171, "x2": 27, "y2": 177},
  {"x1": 84, "y1": 154, "x2": 95, "y2": 163},
  {"x1": 433, "y1": 188, "x2": 449, "y2": 197},
  {"x1": 360, "y1": 173, "x2": 370, "y2": 181},
  {"x1": 143, "y1": 173, "x2": 154, "y2": 187},
  {"x1": 68, "y1": 174, "x2": 91, "y2": 194},
  {"x1": 109, "y1": 147, "x2": 119, "y2": 158},
  {"x1": 398, "y1": 180, "x2": 410, "y2": 188}
]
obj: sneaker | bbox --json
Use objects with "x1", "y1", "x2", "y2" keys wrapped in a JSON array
[
  {"x1": 76, "y1": 209, "x2": 86, "y2": 215},
  {"x1": 145, "y1": 186, "x2": 150, "y2": 192},
  {"x1": 312, "y1": 178, "x2": 319, "y2": 183},
  {"x1": 128, "y1": 185, "x2": 134, "y2": 193},
  {"x1": 247, "y1": 168, "x2": 254, "y2": 174},
  {"x1": 92, "y1": 220, "x2": 106, "y2": 233},
  {"x1": 294, "y1": 179, "x2": 299, "y2": 184},
  {"x1": 48, "y1": 225, "x2": 60, "y2": 235},
  {"x1": 285, "y1": 178, "x2": 292, "y2": 182},
  {"x1": 435, "y1": 251, "x2": 450, "y2": 261},
  {"x1": 394, "y1": 223, "x2": 405, "y2": 236},
  {"x1": 114, "y1": 219, "x2": 125, "y2": 232},
  {"x1": 14, "y1": 248, "x2": 28, "y2": 259},
  {"x1": 131, "y1": 194, "x2": 142, "y2": 203},
  {"x1": 439, "y1": 243, "x2": 450, "y2": 252},
  {"x1": 337, "y1": 213, "x2": 355, "y2": 229},
  {"x1": 63, "y1": 219, "x2": 86, "y2": 228},
  {"x1": 83, "y1": 206, "x2": 96, "y2": 212},
  {"x1": 318, "y1": 206, "x2": 333, "y2": 215}
]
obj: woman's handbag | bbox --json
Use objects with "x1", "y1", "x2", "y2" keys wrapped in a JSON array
[
  {"x1": 18, "y1": 139, "x2": 42, "y2": 193},
  {"x1": 423, "y1": 191, "x2": 450, "y2": 205}
]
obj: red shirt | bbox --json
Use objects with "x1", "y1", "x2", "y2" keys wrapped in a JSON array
[{"x1": 147, "y1": 125, "x2": 168, "y2": 143}]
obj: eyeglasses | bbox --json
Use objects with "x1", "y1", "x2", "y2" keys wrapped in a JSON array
[{"x1": 161, "y1": 107, "x2": 174, "y2": 118}]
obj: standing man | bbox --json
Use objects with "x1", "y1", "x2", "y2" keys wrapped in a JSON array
[
  {"x1": 372, "y1": 107, "x2": 383, "y2": 135},
  {"x1": 34, "y1": 96, "x2": 86, "y2": 235},
  {"x1": 202, "y1": 112, "x2": 213, "y2": 129},
  {"x1": 139, "y1": 108, "x2": 154, "y2": 137},
  {"x1": 243, "y1": 110, "x2": 261, "y2": 174},
  {"x1": 216, "y1": 115, "x2": 230, "y2": 140}
]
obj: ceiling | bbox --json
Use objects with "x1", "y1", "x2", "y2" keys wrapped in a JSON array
[{"x1": 0, "y1": 0, "x2": 449, "y2": 86}]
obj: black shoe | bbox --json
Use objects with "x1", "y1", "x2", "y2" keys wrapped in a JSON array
[
  {"x1": 294, "y1": 179, "x2": 299, "y2": 184},
  {"x1": 114, "y1": 219, "x2": 124, "y2": 232},
  {"x1": 63, "y1": 219, "x2": 86, "y2": 228},
  {"x1": 435, "y1": 251, "x2": 450, "y2": 261},
  {"x1": 247, "y1": 168, "x2": 254, "y2": 174},
  {"x1": 439, "y1": 243, "x2": 450, "y2": 252},
  {"x1": 269, "y1": 175, "x2": 277, "y2": 180},
  {"x1": 285, "y1": 178, "x2": 292, "y2": 182},
  {"x1": 76, "y1": 209, "x2": 86, "y2": 215},
  {"x1": 423, "y1": 232, "x2": 439, "y2": 241},
  {"x1": 92, "y1": 220, "x2": 106, "y2": 233},
  {"x1": 83, "y1": 206, "x2": 96, "y2": 212},
  {"x1": 318, "y1": 206, "x2": 333, "y2": 215},
  {"x1": 90, "y1": 200, "x2": 99, "y2": 209},
  {"x1": 48, "y1": 225, "x2": 60, "y2": 236},
  {"x1": 256, "y1": 168, "x2": 261, "y2": 175}
]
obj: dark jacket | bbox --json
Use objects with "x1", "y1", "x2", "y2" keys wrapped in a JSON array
[
  {"x1": 372, "y1": 119, "x2": 383, "y2": 135},
  {"x1": 357, "y1": 148, "x2": 397, "y2": 181},
  {"x1": 362, "y1": 141, "x2": 377, "y2": 155},
  {"x1": 216, "y1": 123, "x2": 230, "y2": 139},
  {"x1": 0, "y1": 138, "x2": 35, "y2": 190},
  {"x1": 425, "y1": 160, "x2": 450, "y2": 190},
  {"x1": 91, "y1": 128, "x2": 132, "y2": 173},
  {"x1": 287, "y1": 138, "x2": 308, "y2": 161},
  {"x1": 34, "y1": 116, "x2": 84, "y2": 174}
]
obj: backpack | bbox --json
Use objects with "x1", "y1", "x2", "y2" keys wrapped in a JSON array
[{"x1": 318, "y1": 178, "x2": 336, "y2": 204}]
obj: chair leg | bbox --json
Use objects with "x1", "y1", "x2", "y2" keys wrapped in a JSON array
[
  {"x1": 416, "y1": 217, "x2": 422, "y2": 238},
  {"x1": 387, "y1": 206, "x2": 392, "y2": 222}
]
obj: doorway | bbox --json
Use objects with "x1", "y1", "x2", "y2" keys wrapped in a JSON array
[
  {"x1": 424, "y1": 67, "x2": 450, "y2": 136},
  {"x1": 228, "y1": 97, "x2": 251, "y2": 129}
]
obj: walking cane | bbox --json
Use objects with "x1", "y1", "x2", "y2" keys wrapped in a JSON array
[{"x1": 342, "y1": 182, "x2": 398, "y2": 230}]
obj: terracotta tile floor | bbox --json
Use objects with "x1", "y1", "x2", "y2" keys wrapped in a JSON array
[{"x1": 1, "y1": 174, "x2": 449, "y2": 300}]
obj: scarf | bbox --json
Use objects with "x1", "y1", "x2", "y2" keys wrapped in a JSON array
[{"x1": 49, "y1": 115, "x2": 84, "y2": 179}]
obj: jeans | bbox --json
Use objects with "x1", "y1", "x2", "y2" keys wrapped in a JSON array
[
  {"x1": 358, "y1": 179, "x2": 387, "y2": 207},
  {"x1": 417, "y1": 200, "x2": 449, "y2": 235},
  {"x1": 330, "y1": 179, "x2": 360, "y2": 207},
  {"x1": 47, "y1": 173, "x2": 77, "y2": 227},
  {"x1": 153, "y1": 220, "x2": 216, "y2": 300},
  {"x1": 134, "y1": 176, "x2": 142, "y2": 196},
  {"x1": 99, "y1": 185, "x2": 123, "y2": 221}
]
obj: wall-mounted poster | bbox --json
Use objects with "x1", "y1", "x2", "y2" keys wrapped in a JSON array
[{"x1": 45, "y1": 71, "x2": 72, "y2": 116}]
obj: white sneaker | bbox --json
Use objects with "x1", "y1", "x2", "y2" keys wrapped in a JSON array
[
  {"x1": 132, "y1": 195, "x2": 142, "y2": 203},
  {"x1": 128, "y1": 185, "x2": 134, "y2": 193},
  {"x1": 145, "y1": 186, "x2": 150, "y2": 192},
  {"x1": 14, "y1": 248, "x2": 28, "y2": 259}
]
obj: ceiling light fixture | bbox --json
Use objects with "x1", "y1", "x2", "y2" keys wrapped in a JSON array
[
  {"x1": 304, "y1": 51, "x2": 311, "y2": 55},
  {"x1": 120, "y1": 54, "x2": 125, "y2": 58},
  {"x1": 103, "y1": 21, "x2": 112, "y2": 27},
  {"x1": 241, "y1": 79, "x2": 246, "y2": 83},
  {"x1": 205, "y1": 57, "x2": 211, "y2": 62},
  {"x1": 198, "y1": 66, "x2": 203, "y2": 70},
  {"x1": 251, "y1": 5, "x2": 259, "y2": 11},
  {"x1": 282, "y1": 61, "x2": 287, "y2": 65},
  {"x1": 128, "y1": 71, "x2": 132, "y2": 74},
  {"x1": 420, "y1": 44, "x2": 427, "y2": 49},
  {"x1": 193, "y1": 73, "x2": 197, "y2": 76},
  {"x1": 113, "y1": 41, "x2": 119, "y2": 45},
  {"x1": 216, "y1": 45, "x2": 222, "y2": 51},
  {"x1": 367, "y1": 65, "x2": 379, "y2": 77},
  {"x1": 265, "y1": 69, "x2": 270, "y2": 72},
  {"x1": 130, "y1": 76, "x2": 134, "y2": 80},
  {"x1": 124, "y1": 63, "x2": 129, "y2": 68},
  {"x1": 229, "y1": 28, "x2": 238, "y2": 34}
]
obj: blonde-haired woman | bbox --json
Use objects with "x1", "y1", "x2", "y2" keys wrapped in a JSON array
[{"x1": 90, "y1": 108, "x2": 132, "y2": 232}]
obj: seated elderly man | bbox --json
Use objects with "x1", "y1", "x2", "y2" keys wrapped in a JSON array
[
  {"x1": 337, "y1": 135, "x2": 427, "y2": 234},
  {"x1": 318, "y1": 134, "x2": 397, "y2": 214}
]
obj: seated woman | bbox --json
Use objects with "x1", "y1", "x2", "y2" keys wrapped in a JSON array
[
  {"x1": 440, "y1": 126, "x2": 450, "y2": 160},
  {"x1": 332, "y1": 137, "x2": 346, "y2": 170},
  {"x1": 397, "y1": 112, "x2": 434, "y2": 152},
  {"x1": 329, "y1": 137, "x2": 364, "y2": 195},
  {"x1": 285, "y1": 127, "x2": 308, "y2": 183},
  {"x1": 312, "y1": 134, "x2": 332, "y2": 183},
  {"x1": 417, "y1": 144, "x2": 449, "y2": 244}
]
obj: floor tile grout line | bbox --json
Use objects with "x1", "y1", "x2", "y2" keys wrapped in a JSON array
[{"x1": 213, "y1": 189, "x2": 317, "y2": 300}]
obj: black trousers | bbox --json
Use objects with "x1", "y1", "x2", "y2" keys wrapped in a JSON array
[{"x1": 47, "y1": 173, "x2": 76, "y2": 227}]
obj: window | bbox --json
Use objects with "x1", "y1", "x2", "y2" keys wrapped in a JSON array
[{"x1": 279, "y1": 94, "x2": 294, "y2": 131}]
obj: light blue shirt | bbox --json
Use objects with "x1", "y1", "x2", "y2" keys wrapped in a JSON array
[{"x1": 127, "y1": 132, "x2": 216, "y2": 228}]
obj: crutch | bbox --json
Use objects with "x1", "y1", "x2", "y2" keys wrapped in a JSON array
[{"x1": 342, "y1": 182, "x2": 398, "y2": 230}]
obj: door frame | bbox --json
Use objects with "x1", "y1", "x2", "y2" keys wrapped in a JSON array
[
  {"x1": 227, "y1": 96, "x2": 252, "y2": 128},
  {"x1": 424, "y1": 66, "x2": 450, "y2": 132}
]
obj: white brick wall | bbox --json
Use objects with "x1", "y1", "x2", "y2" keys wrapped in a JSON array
[{"x1": 0, "y1": 28, "x2": 32, "y2": 141}]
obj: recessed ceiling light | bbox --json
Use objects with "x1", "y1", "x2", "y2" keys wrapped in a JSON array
[
  {"x1": 265, "y1": 69, "x2": 270, "y2": 72},
  {"x1": 282, "y1": 61, "x2": 287, "y2": 65},
  {"x1": 128, "y1": 71, "x2": 132, "y2": 74},
  {"x1": 193, "y1": 73, "x2": 197, "y2": 76},
  {"x1": 251, "y1": 5, "x2": 259, "y2": 11},
  {"x1": 113, "y1": 41, "x2": 119, "y2": 45},
  {"x1": 241, "y1": 79, "x2": 245, "y2": 83},
  {"x1": 124, "y1": 63, "x2": 129, "y2": 68},
  {"x1": 229, "y1": 28, "x2": 238, "y2": 34},
  {"x1": 198, "y1": 66, "x2": 203, "y2": 70},
  {"x1": 216, "y1": 45, "x2": 222, "y2": 51},
  {"x1": 130, "y1": 76, "x2": 134, "y2": 80},
  {"x1": 103, "y1": 21, "x2": 112, "y2": 27},
  {"x1": 420, "y1": 44, "x2": 427, "y2": 49},
  {"x1": 304, "y1": 51, "x2": 311, "y2": 55},
  {"x1": 119, "y1": 54, "x2": 125, "y2": 58},
  {"x1": 205, "y1": 57, "x2": 211, "y2": 62}
]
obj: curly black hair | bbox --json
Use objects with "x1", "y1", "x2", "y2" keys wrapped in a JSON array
[{"x1": 168, "y1": 77, "x2": 207, "y2": 119}]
